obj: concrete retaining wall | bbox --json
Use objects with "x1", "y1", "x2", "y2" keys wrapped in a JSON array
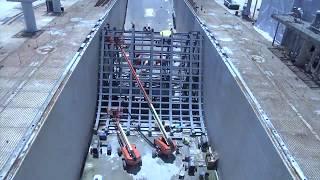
[
  {"x1": 12, "y1": 0, "x2": 127, "y2": 179},
  {"x1": 173, "y1": 1, "x2": 293, "y2": 180}
]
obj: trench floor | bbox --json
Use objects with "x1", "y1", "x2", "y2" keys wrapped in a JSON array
[{"x1": 81, "y1": 133, "x2": 217, "y2": 180}]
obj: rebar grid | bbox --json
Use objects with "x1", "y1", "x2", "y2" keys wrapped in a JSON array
[{"x1": 95, "y1": 27, "x2": 205, "y2": 134}]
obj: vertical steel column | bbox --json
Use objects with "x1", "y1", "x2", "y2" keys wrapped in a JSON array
[
  {"x1": 115, "y1": 33, "x2": 122, "y2": 125},
  {"x1": 149, "y1": 30, "x2": 155, "y2": 132},
  {"x1": 272, "y1": 22, "x2": 280, "y2": 46},
  {"x1": 198, "y1": 33, "x2": 205, "y2": 132},
  {"x1": 178, "y1": 34, "x2": 183, "y2": 128},
  {"x1": 52, "y1": 0, "x2": 62, "y2": 13},
  {"x1": 94, "y1": 29, "x2": 105, "y2": 131},
  {"x1": 168, "y1": 33, "x2": 174, "y2": 127},
  {"x1": 127, "y1": 27, "x2": 135, "y2": 131},
  {"x1": 21, "y1": 2, "x2": 37, "y2": 33},
  {"x1": 242, "y1": 0, "x2": 252, "y2": 17},
  {"x1": 188, "y1": 33, "x2": 195, "y2": 132},
  {"x1": 158, "y1": 32, "x2": 163, "y2": 126},
  {"x1": 106, "y1": 30, "x2": 115, "y2": 129},
  {"x1": 167, "y1": 31, "x2": 174, "y2": 127}
]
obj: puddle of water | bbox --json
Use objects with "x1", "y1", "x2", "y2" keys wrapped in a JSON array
[
  {"x1": 132, "y1": 152, "x2": 180, "y2": 180},
  {"x1": 220, "y1": 24, "x2": 233, "y2": 29},
  {"x1": 218, "y1": 37, "x2": 233, "y2": 42},
  {"x1": 48, "y1": 29, "x2": 66, "y2": 36},
  {"x1": 144, "y1": 8, "x2": 155, "y2": 17},
  {"x1": 222, "y1": 47, "x2": 233, "y2": 55},
  {"x1": 70, "y1": 17, "x2": 83, "y2": 22}
]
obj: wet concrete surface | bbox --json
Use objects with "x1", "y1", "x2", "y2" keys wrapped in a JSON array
[
  {"x1": 81, "y1": 133, "x2": 215, "y2": 180},
  {"x1": 125, "y1": 0, "x2": 174, "y2": 31}
]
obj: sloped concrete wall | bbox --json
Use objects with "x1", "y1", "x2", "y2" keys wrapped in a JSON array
[
  {"x1": 12, "y1": 0, "x2": 127, "y2": 180},
  {"x1": 173, "y1": 1, "x2": 293, "y2": 180}
]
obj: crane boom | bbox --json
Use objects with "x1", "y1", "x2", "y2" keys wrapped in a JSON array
[
  {"x1": 117, "y1": 120, "x2": 133, "y2": 152},
  {"x1": 110, "y1": 109, "x2": 139, "y2": 161},
  {"x1": 117, "y1": 44, "x2": 173, "y2": 148}
]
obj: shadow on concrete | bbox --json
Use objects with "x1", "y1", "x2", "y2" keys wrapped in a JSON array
[
  {"x1": 126, "y1": 165, "x2": 142, "y2": 175},
  {"x1": 159, "y1": 154, "x2": 176, "y2": 164}
]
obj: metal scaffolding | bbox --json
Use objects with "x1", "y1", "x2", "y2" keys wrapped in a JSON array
[{"x1": 95, "y1": 27, "x2": 205, "y2": 135}]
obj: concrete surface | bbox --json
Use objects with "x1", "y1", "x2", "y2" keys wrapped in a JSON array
[
  {"x1": 178, "y1": 0, "x2": 320, "y2": 179},
  {"x1": 0, "y1": 0, "x2": 127, "y2": 179},
  {"x1": 0, "y1": 0, "x2": 80, "y2": 63},
  {"x1": 81, "y1": 134, "x2": 214, "y2": 180},
  {"x1": 174, "y1": 1, "x2": 295, "y2": 179},
  {"x1": 1, "y1": 0, "x2": 319, "y2": 179},
  {"x1": 124, "y1": 0, "x2": 174, "y2": 31}
]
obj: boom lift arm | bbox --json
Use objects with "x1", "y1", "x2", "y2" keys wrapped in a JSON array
[
  {"x1": 116, "y1": 40, "x2": 176, "y2": 155},
  {"x1": 109, "y1": 109, "x2": 142, "y2": 169}
]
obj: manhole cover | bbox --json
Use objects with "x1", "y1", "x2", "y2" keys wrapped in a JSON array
[
  {"x1": 36, "y1": 45, "x2": 55, "y2": 55},
  {"x1": 251, "y1": 55, "x2": 265, "y2": 63}
]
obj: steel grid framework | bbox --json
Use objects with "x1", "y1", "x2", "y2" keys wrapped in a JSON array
[{"x1": 95, "y1": 27, "x2": 205, "y2": 134}]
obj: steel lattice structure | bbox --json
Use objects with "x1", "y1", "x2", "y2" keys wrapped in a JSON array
[{"x1": 95, "y1": 27, "x2": 205, "y2": 135}]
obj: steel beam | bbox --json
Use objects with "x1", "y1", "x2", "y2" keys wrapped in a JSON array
[{"x1": 21, "y1": 1, "x2": 37, "y2": 33}]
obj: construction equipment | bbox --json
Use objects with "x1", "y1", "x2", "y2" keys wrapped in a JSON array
[
  {"x1": 109, "y1": 108, "x2": 142, "y2": 169},
  {"x1": 106, "y1": 144, "x2": 112, "y2": 155},
  {"x1": 198, "y1": 135, "x2": 209, "y2": 152},
  {"x1": 206, "y1": 147, "x2": 219, "y2": 170},
  {"x1": 113, "y1": 36, "x2": 177, "y2": 156},
  {"x1": 224, "y1": 0, "x2": 240, "y2": 10},
  {"x1": 90, "y1": 136, "x2": 102, "y2": 158},
  {"x1": 187, "y1": 156, "x2": 197, "y2": 175}
]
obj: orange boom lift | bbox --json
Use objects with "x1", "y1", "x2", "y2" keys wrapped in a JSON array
[
  {"x1": 114, "y1": 39, "x2": 177, "y2": 156},
  {"x1": 109, "y1": 109, "x2": 142, "y2": 169}
]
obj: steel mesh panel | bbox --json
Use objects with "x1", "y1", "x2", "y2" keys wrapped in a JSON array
[
  {"x1": 0, "y1": 128, "x2": 27, "y2": 170},
  {"x1": 95, "y1": 27, "x2": 205, "y2": 134},
  {"x1": 0, "y1": 107, "x2": 39, "y2": 128},
  {"x1": 7, "y1": 91, "x2": 49, "y2": 108},
  {"x1": 32, "y1": 67, "x2": 64, "y2": 80},
  {"x1": 281, "y1": 132, "x2": 320, "y2": 179},
  {"x1": 22, "y1": 79, "x2": 57, "y2": 92}
]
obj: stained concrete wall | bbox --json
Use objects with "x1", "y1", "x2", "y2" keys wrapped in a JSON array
[
  {"x1": 173, "y1": 1, "x2": 293, "y2": 180},
  {"x1": 12, "y1": 0, "x2": 127, "y2": 180},
  {"x1": 255, "y1": 0, "x2": 294, "y2": 42}
]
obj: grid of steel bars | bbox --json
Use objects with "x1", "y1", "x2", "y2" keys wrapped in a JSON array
[{"x1": 95, "y1": 26, "x2": 205, "y2": 135}]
